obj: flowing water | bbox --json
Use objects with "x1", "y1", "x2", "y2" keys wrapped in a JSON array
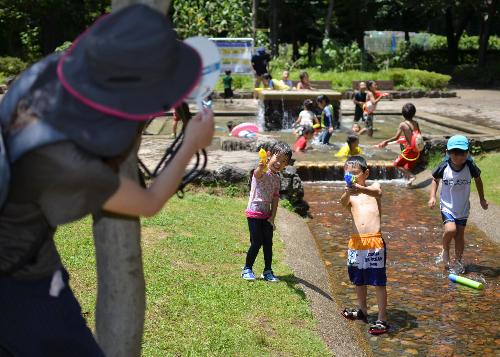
[{"x1": 304, "y1": 181, "x2": 500, "y2": 356}]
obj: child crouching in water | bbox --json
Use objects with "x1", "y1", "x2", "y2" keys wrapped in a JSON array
[
  {"x1": 294, "y1": 125, "x2": 314, "y2": 153},
  {"x1": 336, "y1": 133, "x2": 362, "y2": 158},
  {"x1": 340, "y1": 156, "x2": 388, "y2": 335},
  {"x1": 242, "y1": 142, "x2": 292, "y2": 282}
]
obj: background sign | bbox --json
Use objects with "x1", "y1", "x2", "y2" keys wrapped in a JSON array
[{"x1": 209, "y1": 38, "x2": 254, "y2": 75}]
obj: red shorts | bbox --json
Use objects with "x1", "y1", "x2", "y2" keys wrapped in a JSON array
[{"x1": 394, "y1": 147, "x2": 419, "y2": 170}]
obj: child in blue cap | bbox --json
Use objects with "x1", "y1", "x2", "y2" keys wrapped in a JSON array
[{"x1": 428, "y1": 135, "x2": 488, "y2": 272}]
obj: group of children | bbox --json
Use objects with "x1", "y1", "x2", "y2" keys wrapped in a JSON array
[
  {"x1": 240, "y1": 120, "x2": 489, "y2": 336},
  {"x1": 224, "y1": 68, "x2": 324, "y2": 104},
  {"x1": 292, "y1": 95, "x2": 337, "y2": 152}
]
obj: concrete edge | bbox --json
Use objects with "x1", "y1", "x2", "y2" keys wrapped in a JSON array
[
  {"x1": 276, "y1": 207, "x2": 373, "y2": 357},
  {"x1": 417, "y1": 111, "x2": 500, "y2": 135}
]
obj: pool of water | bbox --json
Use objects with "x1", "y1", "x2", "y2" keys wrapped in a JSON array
[
  {"x1": 304, "y1": 182, "x2": 500, "y2": 356},
  {"x1": 153, "y1": 113, "x2": 465, "y2": 163}
]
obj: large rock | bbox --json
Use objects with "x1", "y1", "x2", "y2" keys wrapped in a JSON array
[
  {"x1": 221, "y1": 138, "x2": 254, "y2": 151},
  {"x1": 427, "y1": 90, "x2": 440, "y2": 98},
  {"x1": 214, "y1": 165, "x2": 248, "y2": 183},
  {"x1": 440, "y1": 91, "x2": 457, "y2": 98},
  {"x1": 410, "y1": 89, "x2": 426, "y2": 98},
  {"x1": 279, "y1": 166, "x2": 309, "y2": 216}
]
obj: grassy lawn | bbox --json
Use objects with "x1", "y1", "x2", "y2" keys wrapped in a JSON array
[
  {"x1": 426, "y1": 151, "x2": 500, "y2": 206},
  {"x1": 471, "y1": 152, "x2": 500, "y2": 205},
  {"x1": 55, "y1": 193, "x2": 330, "y2": 356}
]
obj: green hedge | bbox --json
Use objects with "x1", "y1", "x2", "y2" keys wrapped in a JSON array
[
  {"x1": 0, "y1": 56, "x2": 28, "y2": 79},
  {"x1": 452, "y1": 64, "x2": 500, "y2": 87},
  {"x1": 272, "y1": 68, "x2": 450, "y2": 91},
  {"x1": 213, "y1": 67, "x2": 450, "y2": 93}
]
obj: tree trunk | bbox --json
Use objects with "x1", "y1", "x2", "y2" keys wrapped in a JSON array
[
  {"x1": 252, "y1": 0, "x2": 259, "y2": 42},
  {"x1": 445, "y1": 7, "x2": 459, "y2": 66},
  {"x1": 445, "y1": 5, "x2": 474, "y2": 66},
  {"x1": 478, "y1": 0, "x2": 497, "y2": 65},
  {"x1": 324, "y1": 0, "x2": 334, "y2": 38},
  {"x1": 269, "y1": 0, "x2": 279, "y2": 56},
  {"x1": 292, "y1": 39, "x2": 299, "y2": 61},
  {"x1": 93, "y1": 3, "x2": 171, "y2": 357}
]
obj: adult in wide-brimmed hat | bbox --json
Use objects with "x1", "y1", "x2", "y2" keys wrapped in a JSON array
[{"x1": 0, "y1": 4, "x2": 214, "y2": 356}]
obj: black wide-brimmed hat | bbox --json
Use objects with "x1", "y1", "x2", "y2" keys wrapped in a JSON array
[{"x1": 57, "y1": 4, "x2": 202, "y2": 120}]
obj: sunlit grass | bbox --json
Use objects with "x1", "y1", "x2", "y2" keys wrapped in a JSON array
[{"x1": 55, "y1": 193, "x2": 330, "y2": 356}]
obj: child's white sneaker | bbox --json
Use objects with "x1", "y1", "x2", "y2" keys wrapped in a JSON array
[
  {"x1": 241, "y1": 267, "x2": 256, "y2": 281},
  {"x1": 261, "y1": 270, "x2": 279, "y2": 282}
]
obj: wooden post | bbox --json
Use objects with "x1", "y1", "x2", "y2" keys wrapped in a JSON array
[{"x1": 93, "y1": 1, "x2": 171, "y2": 357}]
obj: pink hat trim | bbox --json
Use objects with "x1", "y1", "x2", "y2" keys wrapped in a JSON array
[{"x1": 56, "y1": 13, "x2": 202, "y2": 121}]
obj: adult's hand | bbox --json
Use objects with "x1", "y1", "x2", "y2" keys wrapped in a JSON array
[{"x1": 184, "y1": 109, "x2": 214, "y2": 150}]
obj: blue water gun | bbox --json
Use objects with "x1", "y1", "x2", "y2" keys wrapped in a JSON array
[{"x1": 344, "y1": 172, "x2": 357, "y2": 188}]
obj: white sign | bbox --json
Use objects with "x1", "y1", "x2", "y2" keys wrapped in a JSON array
[{"x1": 209, "y1": 38, "x2": 254, "y2": 75}]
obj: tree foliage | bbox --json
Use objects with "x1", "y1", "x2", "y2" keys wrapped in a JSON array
[
  {"x1": 171, "y1": 0, "x2": 252, "y2": 39},
  {"x1": 0, "y1": 0, "x2": 109, "y2": 60}
]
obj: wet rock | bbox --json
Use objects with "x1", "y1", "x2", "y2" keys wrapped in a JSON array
[
  {"x1": 399, "y1": 91, "x2": 412, "y2": 98},
  {"x1": 440, "y1": 91, "x2": 457, "y2": 98},
  {"x1": 427, "y1": 90, "x2": 441, "y2": 98},
  {"x1": 221, "y1": 138, "x2": 253, "y2": 151},
  {"x1": 410, "y1": 90, "x2": 426, "y2": 98},
  {"x1": 280, "y1": 166, "x2": 309, "y2": 216},
  {"x1": 391, "y1": 91, "x2": 401, "y2": 99},
  {"x1": 214, "y1": 165, "x2": 248, "y2": 183},
  {"x1": 428, "y1": 138, "x2": 448, "y2": 154},
  {"x1": 404, "y1": 348, "x2": 419, "y2": 355}
]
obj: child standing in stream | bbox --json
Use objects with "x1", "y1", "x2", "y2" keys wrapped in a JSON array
[
  {"x1": 428, "y1": 135, "x2": 488, "y2": 273},
  {"x1": 340, "y1": 155, "x2": 388, "y2": 335}
]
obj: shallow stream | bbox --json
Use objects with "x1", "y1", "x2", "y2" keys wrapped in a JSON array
[{"x1": 304, "y1": 182, "x2": 500, "y2": 356}]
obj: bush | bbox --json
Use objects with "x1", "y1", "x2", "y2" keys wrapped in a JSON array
[
  {"x1": 270, "y1": 67, "x2": 450, "y2": 91},
  {"x1": 318, "y1": 39, "x2": 361, "y2": 71},
  {"x1": 54, "y1": 41, "x2": 72, "y2": 53},
  {"x1": 0, "y1": 57, "x2": 28, "y2": 78},
  {"x1": 427, "y1": 34, "x2": 500, "y2": 51},
  {"x1": 451, "y1": 64, "x2": 500, "y2": 87}
]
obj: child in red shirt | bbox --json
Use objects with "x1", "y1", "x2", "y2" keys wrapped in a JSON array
[{"x1": 294, "y1": 126, "x2": 314, "y2": 152}]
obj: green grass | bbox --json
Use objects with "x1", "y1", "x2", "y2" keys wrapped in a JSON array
[
  {"x1": 471, "y1": 152, "x2": 500, "y2": 205},
  {"x1": 426, "y1": 151, "x2": 445, "y2": 171},
  {"x1": 55, "y1": 193, "x2": 331, "y2": 356}
]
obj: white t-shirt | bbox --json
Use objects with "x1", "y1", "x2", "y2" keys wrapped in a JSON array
[
  {"x1": 298, "y1": 110, "x2": 316, "y2": 127},
  {"x1": 432, "y1": 158, "x2": 481, "y2": 219}
]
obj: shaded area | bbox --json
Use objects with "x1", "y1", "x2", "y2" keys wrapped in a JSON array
[{"x1": 304, "y1": 182, "x2": 500, "y2": 356}]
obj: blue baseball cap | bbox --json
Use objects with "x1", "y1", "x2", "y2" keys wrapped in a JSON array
[{"x1": 447, "y1": 135, "x2": 469, "y2": 151}]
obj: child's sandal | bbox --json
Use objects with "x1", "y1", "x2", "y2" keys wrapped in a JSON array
[
  {"x1": 341, "y1": 308, "x2": 368, "y2": 323},
  {"x1": 368, "y1": 320, "x2": 389, "y2": 335}
]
